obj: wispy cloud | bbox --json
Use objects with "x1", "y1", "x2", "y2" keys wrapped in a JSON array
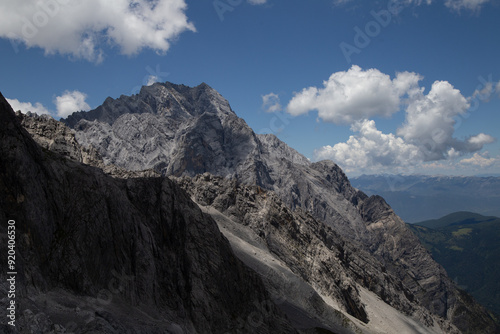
[
  {"x1": 333, "y1": 0, "x2": 355, "y2": 6},
  {"x1": 147, "y1": 75, "x2": 159, "y2": 86},
  {"x1": 262, "y1": 93, "x2": 282, "y2": 113},
  {"x1": 444, "y1": 0, "x2": 492, "y2": 12},
  {"x1": 333, "y1": 0, "x2": 490, "y2": 12},
  {"x1": 248, "y1": 0, "x2": 268, "y2": 4}
]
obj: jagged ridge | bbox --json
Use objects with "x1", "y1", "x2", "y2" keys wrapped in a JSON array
[{"x1": 0, "y1": 92, "x2": 297, "y2": 334}]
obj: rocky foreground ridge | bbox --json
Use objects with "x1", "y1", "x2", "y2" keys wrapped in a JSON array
[
  {"x1": 0, "y1": 94, "x2": 296, "y2": 333},
  {"x1": 1, "y1": 82, "x2": 499, "y2": 333}
]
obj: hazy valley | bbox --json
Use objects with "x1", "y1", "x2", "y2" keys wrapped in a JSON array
[
  {"x1": 409, "y1": 211, "x2": 500, "y2": 317},
  {"x1": 351, "y1": 175, "x2": 500, "y2": 223}
]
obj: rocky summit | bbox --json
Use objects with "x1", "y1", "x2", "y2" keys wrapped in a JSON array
[
  {"x1": 0, "y1": 93, "x2": 296, "y2": 334},
  {"x1": 1, "y1": 82, "x2": 498, "y2": 334}
]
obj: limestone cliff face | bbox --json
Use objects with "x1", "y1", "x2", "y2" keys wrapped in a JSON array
[
  {"x1": 16, "y1": 111, "x2": 159, "y2": 179},
  {"x1": 63, "y1": 82, "x2": 263, "y2": 183},
  {"x1": 60, "y1": 82, "x2": 499, "y2": 333},
  {"x1": 15, "y1": 111, "x2": 101, "y2": 165},
  {"x1": 175, "y1": 173, "x2": 454, "y2": 333},
  {"x1": 0, "y1": 93, "x2": 297, "y2": 334}
]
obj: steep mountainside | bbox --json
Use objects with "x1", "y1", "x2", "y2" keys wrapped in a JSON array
[
  {"x1": 18, "y1": 107, "x2": 451, "y2": 334},
  {"x1": 351, "y1": 175, "x2": 500, "y2": 222},
  {"x1": 176, "y1": 173, "x2": 458, "y2": 334},
  {"x1": 60, "y1": 82, "x2": 499, "y2": 334},
  {"x1": 409, "y1": 212, "x2": 500, "y2": 316},
  {"x1": 16, "y1": 98, "x2": 447, "y2": 334},
  {"x1": 0, "y1": 93, "x2": 297, "y2": 334}
]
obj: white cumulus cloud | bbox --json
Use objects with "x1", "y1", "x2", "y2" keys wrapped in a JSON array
[
  {"x1": 397, "y1": 80, "x2": 470, "y2": 160},
  {"x1": 54, "y1": 90, "x2": 90, "y2": 118},
  {"x1": 466, "y1": 133, "x2": 495, "y2": 149},
  {"x1": 305, "y1": 66, "x2": 497, "y2": 174},
  {"x1": 315, "y1": 119, "x2": 422, "y2": 173},
  {"x1": 287, "y1": 65, "x2": 422, "y2": 124},
  {"x1": 262, "y1": 93, "x2": 282, "y2": 113},
  {"x1": 0, "y1": 0, "x2": 195, "y2": 63},
  {"x1": 248, "y1": 0, "x2": 267, "y2": 4},
  {"x1": 7, "y1": 90, "x2": 91, "y2": 118},
  {"x1": 6, "y1": 98, "x2": 50, "y2": 115},
  {"x1": 460, "y1": 152, "x2": 497, "y2": 167}
]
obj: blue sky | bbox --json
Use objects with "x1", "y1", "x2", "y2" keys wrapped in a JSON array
[{"x1": 1, "y1": 0, "x2": 499, "y2": 176}]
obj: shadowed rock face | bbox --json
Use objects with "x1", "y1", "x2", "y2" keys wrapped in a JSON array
[
  {"x1": 7, "y1": 102, "x2": 439, "y2": 334},
  {"x1": 60, "y1": 82, "x2": 499, "y2": 333},
  {"x1": 175, "y1": 174, "x2": 438, "y2": 328},
  {"x1": 16, "y1": 111, "x2": 159, "y2": 179},
  {"x1": 0, "y1": 93, "x2": 297, "y2": 334},
  {"x1": 15, "y1": 111, "x2": 434, "y2": 334}
]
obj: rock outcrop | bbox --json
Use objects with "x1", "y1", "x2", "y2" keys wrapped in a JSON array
[
  {"x1": 176, "y1": 173, "x2": 457, "y2": 334},
  {"x1": 0, "y1": 93, "x2": 297, "y2": 334},
  {"x1": 16, "y1": 111, "x2": 159, "y2": 178}
]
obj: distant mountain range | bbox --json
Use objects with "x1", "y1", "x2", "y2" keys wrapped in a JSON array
[
  {"x1": 408, "y1": 212, "x2": 500, "y2": 317},
  {"x1": 351, "y1": 174, "x2": 500, "y2": 223}
]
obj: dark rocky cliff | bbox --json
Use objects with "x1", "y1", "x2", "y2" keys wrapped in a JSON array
[
  {"x1": 0, "y1": 93, "x2": 297, "y2": 334},
  {"x1": 176, "y1": 174, "x2": 446, "y2": 331}
]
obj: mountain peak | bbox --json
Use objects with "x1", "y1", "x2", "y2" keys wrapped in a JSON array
[
  {"x1": 142, "y1": 81, "x2": 217, "y2": 97},
  {"x1": 63, "y1": 81, "x2": 233, "y2": 128},
  {"x1": 197, "y1": 81, "x2": 211, "y2": 89}
]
